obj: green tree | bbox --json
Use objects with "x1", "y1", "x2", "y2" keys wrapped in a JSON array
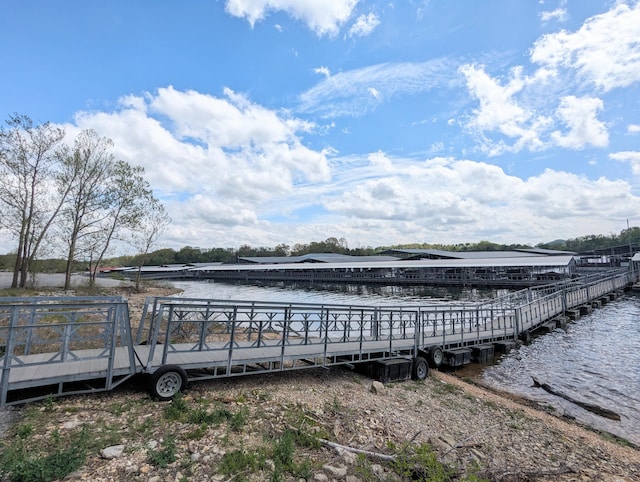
[
  {"x1": 145, "y1": 248, "x2": 177, "y2": 266},
  {"x1": 0, "y1": 252, "x2": 17, "y2": 271},
  {"x1": 237, "y1": 244, "x2": 254, "y2": 257},
  {"x1": 274, "y1": 243, "x2": 290, "y2": 257},
  {"x1": 175, "y1": 246, "x2": 203, "y2": 264},
  {"x1": 202, "y1": 247, "x2": 235, "y2": 263}
]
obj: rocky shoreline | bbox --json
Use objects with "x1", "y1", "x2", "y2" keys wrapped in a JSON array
[{"x1": 1, "y1": 364, "x2": 638, "y2": 481}]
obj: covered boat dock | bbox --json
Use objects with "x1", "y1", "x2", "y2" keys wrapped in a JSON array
[{"x1": 186, "y1": 256, "x2": 577, "y2": 287}]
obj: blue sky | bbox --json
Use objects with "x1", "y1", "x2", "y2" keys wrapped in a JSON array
[{"x1": 1, "y1": 0, "x2": 640, "y2": 253}]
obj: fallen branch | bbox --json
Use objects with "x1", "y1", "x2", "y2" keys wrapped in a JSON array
[
  {"x1": 531, "y1": 377, "x2": 621, "y2": 421},
  {"x1": 319, "y1": 439, "x2": 396, "y2": 462},
  {"x1": 443, "y1": 423, "x2": 501, "y2": 456}
]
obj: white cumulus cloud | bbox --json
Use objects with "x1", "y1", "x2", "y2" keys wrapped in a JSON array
[
  {"x1": 541, "y1": 8, "x2": 567, "y2": 23},
  {"x1": 73, "y1": 86, "x2": 332, "y2": 245},
  {"x1": 348, "y1": 12, "x2": 380, "y2": 37},
  {"x1": 551, "y1": 95, "x2": 608, "y2": 149},
  {"x1": 458, "y1": 2, "x2": 640, "y2": 155},
  {"x1": 314, "y1": 66, "x2": 331, "y2": 78},
  {"x1": 531, "y1": 1, "x2": 640, "y2": 92},
  {"x1": 610, "y1": 151, "x2": 640, "y2": 176},
  {"x1": 459, "y1": 64, "x2": 551, "y2": 154},
  {"x1": 319, "y1": 155, "x2": 640, "y2": 244},
  {"x1": 224, "y1": 0, "x2": 359, "y2": 37},
  {"x1": 540, "y1": 0, "x2": 568, "y2": 24}
]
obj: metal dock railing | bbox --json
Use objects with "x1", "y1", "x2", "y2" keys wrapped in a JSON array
[{"x1": 0, "y1": 296, "x2": 139, "y2": 406}]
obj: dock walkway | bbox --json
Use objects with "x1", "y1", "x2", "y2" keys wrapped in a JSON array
[{"x1": 0, "y1": 270, "x2": 633, "y2": 406}]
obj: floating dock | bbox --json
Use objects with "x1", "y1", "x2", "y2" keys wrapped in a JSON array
[{"x1": 0, "y1": 270, "x2": 634, "y2": 406}]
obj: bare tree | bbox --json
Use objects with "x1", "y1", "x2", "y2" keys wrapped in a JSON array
[
  {"x1": 130, "y1": 199, "x2": 170, "y2": 291},
  {"x1": 0, "y1": 114, "x2": 69, "y2": 288},
  {"x1": 57, "y1": 130, "x2": 115, "y2": 290},
  {"x1": 86, "y1": 160, "x2": 155, "y2": 286}
]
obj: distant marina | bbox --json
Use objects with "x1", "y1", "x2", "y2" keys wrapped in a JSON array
[{"x1": 107, "y1": 246, "x2": 638, "y2": 288}]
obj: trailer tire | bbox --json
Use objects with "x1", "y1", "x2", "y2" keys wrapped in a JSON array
[
  {"x1": 412, "y1": 357, "x2": 429, "y2": 380},
  {"x1": 427, "y1": 346, "x2": 444, "y2": 368},
  {"x1": 149, "y1": 365, "x2": 187, "y2": 401}
]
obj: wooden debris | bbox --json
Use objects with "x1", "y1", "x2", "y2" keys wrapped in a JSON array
[
  {"x1": 531, "y1": 377, "x2": 621, "y2": 421},
  {"x1": 320, "y1": 438, "x2": 396, "y2": 462}
]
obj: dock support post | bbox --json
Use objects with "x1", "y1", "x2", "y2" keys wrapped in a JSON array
[
  {"x1": 227, "y1": 307, "x2": 238, "y2": 374},
  {"x1": 413, "y1": 310, "x2": 420, "y2": 357}
]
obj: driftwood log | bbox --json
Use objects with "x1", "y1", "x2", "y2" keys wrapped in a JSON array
[
  {"x1": 531, "y1": 377, "x2": 621, "y2": 421},
  {"x1": 320, "y1": 439, "x2": 396, "y2": 462}
]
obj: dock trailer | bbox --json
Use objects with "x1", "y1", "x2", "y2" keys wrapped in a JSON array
[{"x1": 0, "y1": 269, "x2": 633, "y2": 407}]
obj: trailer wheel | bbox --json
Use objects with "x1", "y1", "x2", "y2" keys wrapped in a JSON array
[
  {"x1": 427, "y1": 346, "x2": 444, "y2": 368},
  {"x1": 149, "y1": 365, "x2": 187, "y2": 401},
  {"x1": 412, "y1": 357, "x2": 429, "y2": 380}
]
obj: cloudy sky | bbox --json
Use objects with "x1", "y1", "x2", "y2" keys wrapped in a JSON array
[{"x1": 1, "y1": 0, "x2": 640, "y2": 253}]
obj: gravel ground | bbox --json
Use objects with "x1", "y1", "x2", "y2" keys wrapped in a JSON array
[
  {"x1": 2, "y1": 368, "x2": 637, "y2": 481},
  {"x1": 0, "y1": 408, "x2": 21, "y2": 441}
]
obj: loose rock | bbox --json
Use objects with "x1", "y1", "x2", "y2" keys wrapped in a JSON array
[
  {"x1": 370, "y1": 381, "x2": 386, "y2": 395},
  {"x1": 323, "y1": 464, "x2": 348, "y2": 478},
  {"x1": 100, "y1": 445, "x2": 125, "y2": 460}
]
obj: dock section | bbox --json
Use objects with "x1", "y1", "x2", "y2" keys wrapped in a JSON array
[
  {"x1": 0, "y1": 296, "x2": 139, "y2": 405},
  {"x1": 0, "y1": 269, "x2": 634, "y2": 406}
]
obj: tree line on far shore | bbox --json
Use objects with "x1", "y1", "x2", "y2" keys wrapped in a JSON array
[
  {"x1": 0, "y1": 114, "x2": 168, "y2": 290},
  {"x1": 3, "y1": 226, "x2": 639, "y2": 278},
  {"x1": 125, "y1": 227, "x2": 640, "y2": 265}
]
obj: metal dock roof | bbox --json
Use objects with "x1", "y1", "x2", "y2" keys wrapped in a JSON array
[{"x1": 189, "y1": 255, "x2": 576, "y2": 272}]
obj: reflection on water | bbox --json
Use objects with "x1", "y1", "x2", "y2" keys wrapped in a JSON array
[{"x1": 171, "y1": 280, "x2": 639, "y2": 445}]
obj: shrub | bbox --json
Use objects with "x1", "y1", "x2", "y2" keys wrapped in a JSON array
[
  {"x1": 148, "y1": 436, "x2": 177, "y2": 468},
  {"x1": 0, "y1": 428, "x2": 88, "y2": 482}
]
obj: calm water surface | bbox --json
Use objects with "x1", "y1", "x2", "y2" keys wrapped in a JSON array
[{"x1": 171, "y1": 280, "x2": 639, "y2": 445}]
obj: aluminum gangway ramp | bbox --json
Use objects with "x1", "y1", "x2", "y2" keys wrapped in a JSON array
[
  {"x1": 133, "y1": 296, "x2": 523, "y2": 400},
  {"x1": 131, "y1": 270, "x2": 633, "y2": 400},
  {"x1": 0, "y1": 269, "x2": 632, "y2": 406},
  {"x1": 0, "y1": 296, "x2": 140, "y2": 406}
]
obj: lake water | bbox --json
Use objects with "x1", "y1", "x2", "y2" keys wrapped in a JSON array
[
  {"x1": 481, "y1": 292, "x2": 640, "y2": 445},
  {"x1": 172, "y1": 279, "x2": 640, "y2": 445}
]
